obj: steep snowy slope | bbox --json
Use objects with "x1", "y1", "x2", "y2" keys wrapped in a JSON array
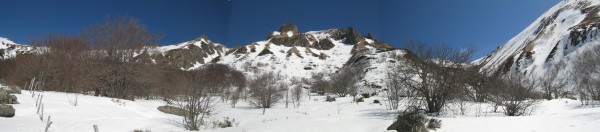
[{"x1": 477, "y1": 0, "x2": 600, "y2": 80}]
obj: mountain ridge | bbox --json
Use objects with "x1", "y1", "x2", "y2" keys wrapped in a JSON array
[{"x1": 0, "y1": 24, "x2": 407, "y2": 92}]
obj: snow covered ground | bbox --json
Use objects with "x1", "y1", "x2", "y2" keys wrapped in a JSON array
[
  {"x1": 0, "y1": 91, "x2": 183, "y2": 132},
  {"x1": 439, "y1": 99, "x2": 600, "y2": 132},
  {"x1": 1, "y1": 90, "x2": 600, "y2": 132}
]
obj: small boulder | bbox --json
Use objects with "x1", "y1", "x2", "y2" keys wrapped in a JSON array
[
  {"x1": 0, "y1": 90, "x2": 12, "y2": 104},
  {"x1": 0, "y1": 104, "x2": 15, "y2": 117},
  {"x1": 9, "y1": 95, "x2": 18, "y2": 104},
  {"x1": 373, "y1": 99, "x2": 380, "y2": 104},
  {"x1": 157, "y1": 105, "x2": 188, "y2": 117}
]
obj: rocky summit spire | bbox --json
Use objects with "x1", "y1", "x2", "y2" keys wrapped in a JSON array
[{"x1": 279, "y1": 23, "x2": 299, "y2": 35}]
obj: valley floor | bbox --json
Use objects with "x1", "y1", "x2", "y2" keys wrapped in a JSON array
[{"x1": 1, "y1": 90, "x2": 599, "y2": 132}]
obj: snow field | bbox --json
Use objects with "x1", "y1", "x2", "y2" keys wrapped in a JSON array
[{"x1": 2, "y1": 89, "x2": 600, "y2": 132}]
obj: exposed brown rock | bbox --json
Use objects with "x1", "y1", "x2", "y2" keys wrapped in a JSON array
[
  {"x1": 319, "y1": 52, "x2": 328, "y2": 60},
  {"x1": 351, "y1": 41, "x2": 368, "y2": 53},
  {"x1": 368, "y1": 42, "x2": 395, "y2": 50},
  {"x1": 163, "y1": 44, "x2": 206, "y2": 69},
  {"x1": 258, "y1": 44, "x2": 274, "y2": 56},
  {"x1": 314, "y1": 38, "x2": 336, "y2": 50},
  {"x1": 133, "y1": 50, "x2": 153, "y2": 64},
  {"x1": 305, "y1": 48, "x2": 319, "y2": 57},
  {"x1": 270, "y1": 34, "x2": 311, "y2": 47},
  {"x1": 249, "y1": 43, "x2": 258, "y2": 52},
  {"x1": 286, "y1": 47, "x2": 303, "y2": 58},
  {"x1": 226, "y1": 46, "x2": 248, "y2": 55}
]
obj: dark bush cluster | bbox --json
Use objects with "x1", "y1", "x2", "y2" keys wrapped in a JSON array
[
  {"x1": 356, "y1": 97, "x2": 364, "y2": 102},
  {"x1": 387, "y1": 110, "x2": 441, "y2": 132},
  {"x1": 361, "y1": 93, "x2": 371, "y2": 98},
  {"x1": 211, "y1": 117, "x2": 238, "y2": 128},
  {"x1": 326, "y1": 95, "x2": 336, "y2": 102}
]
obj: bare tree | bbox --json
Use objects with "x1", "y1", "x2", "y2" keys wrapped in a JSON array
[
  {"x1": 248, "y1": 72, "x2": 285, "y2": 115},
  {"x1": 82, "y1": 16, "x2": 161, "y2": 62},
  {"x1": 291, "y1": 82, "x2": 303, "y2": 108},
  {"x1": 395, "y1": 42, "x2": 476, "y2": 114},
  {"x1": 573, "y1": 45, "x2": 600, "y2": 104},
  {"x1": 330, "y1": 65, "x2": 363, "y2": 98},
  {"x1": 198, "y1": 64, "x2": 246, "y2": 104},
  {"x1": 488, "y1": 74, "x2": 540, "y2": 116},
  {"x1": 463, "y1": 65, "x2": 491, "y2": 102},
  {"x1": 339, "y1": 59, "x2": 368, "y2": 101},
  {"x1": 310, "y1": 72, "x2": 330, "y2": 96},
  {"x1": 385, "y1": 51, "x2": 408, "y2": 110},
  {"x1": 173, "y1": 69, "x2": 214, "y2": 130},
  {"x1": 80, "y1": 17, "x2": 162, "y2": 99},
  {"x1": 539, "y1": 61, "x2": 567, "y2": 100}
]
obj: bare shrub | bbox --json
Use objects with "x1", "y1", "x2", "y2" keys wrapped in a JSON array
[
  {"x1": 291, "y1": 78, "x2": 303, "y2": 108},
  {"x1": 174, "y1": 69, "x2": 214, "y2": 131},
  {"x1": 310, "y1": 72, "x2": 330, "y2": 95},
  {"x1": 539, "y1": 61, "x2": 567, "y2": 100},
  {"x1": 385, "y1": 51, "x2": 408, "y2": 110},
  {"x1": 211, "y1": 117, "x2": 238, "y2": 128},
  {"x1": 488, "y1": 74, "x2": 541, "y2": 116},
  {"x1": 248, "y1": 72, "x2": 285, "y2": 114},
  {"x1": 330, "y1": 63, "x2": 364, "y2": 97}
]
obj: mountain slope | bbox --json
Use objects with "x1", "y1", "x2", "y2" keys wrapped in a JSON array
[{"x1": 476, "y1": 0, "x2": 600, "y2": 82}]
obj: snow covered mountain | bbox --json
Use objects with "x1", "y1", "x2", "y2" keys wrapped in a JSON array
[
  {"x1": 147, "y1": 23, "x2": 405, "y2": 91},
  {"x1": 1, "y1": 24, "x2": 410, "y2": 92},
  {"x1": 476, "y1": 0, "x2": 600, "y2": 81},
  {"x1": 0, "y1": 37, "x2": 35, "y2": 59},
  {"x1": 142, "y1": 35, "x2": 227, "y2": 70}
]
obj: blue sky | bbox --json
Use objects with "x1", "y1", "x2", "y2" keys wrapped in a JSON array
[
  {"x1": 0, "y1": 0, "x2": 559, "y2": 59},
  {"x1": 0, "y1": 0, "x2": 230, "y2": 45}
]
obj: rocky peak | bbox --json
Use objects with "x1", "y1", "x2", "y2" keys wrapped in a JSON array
[
  {"x1": 197, "y1": 35, "x2": 211, "y2": 42},
  {"x1": 279, "y1": 23, "x2": 299, "y2": 35},
  {"x1": 343, "y1": 27, "x2": 365, "y2": 45},
  {"x1": 269, "y1": 23, "x2": 310, "y2": 47},
  {"x1": 366, "y1": 33, "x2": 376, "y2": 41}
]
